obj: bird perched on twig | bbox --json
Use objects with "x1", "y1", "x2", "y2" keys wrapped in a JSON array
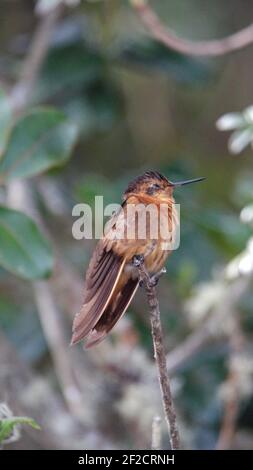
[{"x1": 71, "y1": 171, "x2": 204, "y2": 348}]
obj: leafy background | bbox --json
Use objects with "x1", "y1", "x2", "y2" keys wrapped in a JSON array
[{"x1": 0, "y1": 0, "x2": 253, "y2": 449}]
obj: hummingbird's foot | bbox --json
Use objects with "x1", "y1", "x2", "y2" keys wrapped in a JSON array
[
  {"x1": 149, "y1": 267, "x2": 167, "y2": 287},
  {"x1": 132, "y1": 254, "x2": 145, "y2": 267}
]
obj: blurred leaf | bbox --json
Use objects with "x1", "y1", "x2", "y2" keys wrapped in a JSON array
[
  {"x1": 0, "y1": 206, "x2": 53, "y2": 279},
  {"x1": 119, "y1": 40, "x2": 211, "y2": 84},
  {"x1": 36, "y1": 43, "x2": 121, "y2": 134},
  {"x1": 64, "y1": 81, "x2": 122, "y2": 135},
  {"x1": 0, "y1": 108, "x2": 79, "y2": 181},
  {"x1": 36, "y1": 43, "x2": 103, "y2": 101},
  {"x1": 0, "y1": 88, "x2": 12, "y2": 157},
  {"x1": 0, "y1": 416, "x2": 40, "y2": 444},
  {"x1": 0, "y1": 294, "x2": 47, "y2": 363}
]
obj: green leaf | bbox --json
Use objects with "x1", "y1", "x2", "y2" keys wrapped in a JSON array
[
  {"x1": 0, "y1": 206, "x2": 53, "y2": 279},
  {"x1": 0, "y1": 416, "x2": 40, "y2": 443},
  {"x1": 0, "y1": 88, "x2": 12, "y2": 157},
  {"x1": 36, "y1": 43, "x2": 103, "y2": 102},
  {"x1": 0, "y1": 107, "x2": 79, "y2": 182}
]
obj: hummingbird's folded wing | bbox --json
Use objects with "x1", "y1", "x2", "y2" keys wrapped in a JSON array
[
  {"x1": 71, "y1": 240, "x2": 126, "y2": 345},
  {"x1": 85, "y1": 277, "x2": 139, "y2": 348}
]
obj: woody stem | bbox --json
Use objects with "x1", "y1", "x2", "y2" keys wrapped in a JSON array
[
  {"x1": 133, "y1": 256, "x2": 180, "y2": 450},
  {"x1": 130, "y1": 0, "x2": 253, "y2": 57}
]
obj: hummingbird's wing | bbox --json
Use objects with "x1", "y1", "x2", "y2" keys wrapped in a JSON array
[
  {"x1": 71, "y1": 240, "x2": 126, "y2": 345},
  {"x1": 84, "y1": 277, "x2": 139, "y2": 348}
]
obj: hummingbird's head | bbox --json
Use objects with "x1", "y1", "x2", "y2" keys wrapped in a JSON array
[{"x1": 123, "y1": 171, "x2": 205, "y2": 202}]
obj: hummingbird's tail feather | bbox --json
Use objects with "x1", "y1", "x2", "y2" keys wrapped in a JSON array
[{"x1": 85, "y1": 277, "x2": 139, "y2": 348}]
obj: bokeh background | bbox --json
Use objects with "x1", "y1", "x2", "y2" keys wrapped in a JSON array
[{"x1": 1, "y1": 0, "x2": 253, "y2": 450}]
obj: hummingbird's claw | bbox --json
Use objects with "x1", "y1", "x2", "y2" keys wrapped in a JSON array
[
  {"x1": 149, "y1": 276, "x2": 159, "y2": 287},
  {"x1": 132, "y1": 254, "x2": 145, "y2": 267},
  {"x1": 149, "y1": 267, "x2": 167, "y2": 287}
]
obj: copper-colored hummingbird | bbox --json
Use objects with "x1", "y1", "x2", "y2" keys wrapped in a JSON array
[{"x1": 71, "y1": 171, "x2": 204, "y2": 348}]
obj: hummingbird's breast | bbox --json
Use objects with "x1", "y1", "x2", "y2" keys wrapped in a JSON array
[
  {"x1": 107, "y1": 195, "x2": 177, "y2": 275},
  {"x1": 144, "y1": 240, "x2": 170, "y2": 274},
  {"x1": 123, "y1": 239, "x2": 171, "y2": 278}
]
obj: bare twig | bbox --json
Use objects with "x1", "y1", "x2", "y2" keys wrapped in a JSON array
[
  {"x1": 33, "y1": 281, "x2": 83, "y2": 415},
  {"x1": 130, "y1": 0, "x2": 253, "y2": 57},
  {"x1": 216, "y1": 369, "x2": 239, "y2": 450},
  {"x1": 10, "y1": 5, "x2": 63, "y2": 112},
  {"x1": 151, "y1": 415, "x2": 162, "y2": 450},
  {"x1": 133, "y1": 256, "x2": 180, "y2": 450}
]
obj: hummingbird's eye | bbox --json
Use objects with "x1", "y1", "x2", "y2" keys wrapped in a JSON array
[{"x1": 146, "y1": 183, "x2": 161, "y2": 195}]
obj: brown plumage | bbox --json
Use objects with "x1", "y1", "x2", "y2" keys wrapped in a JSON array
[{"x1": 71, "y1": 171, "x2": 204, "y2": 348}]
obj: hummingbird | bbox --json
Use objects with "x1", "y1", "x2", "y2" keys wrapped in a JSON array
[{"x1": 71, "y1": 171, "x2": 204, "y2": 348}]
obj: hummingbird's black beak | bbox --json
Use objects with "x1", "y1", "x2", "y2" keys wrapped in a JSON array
[{"x1": 171, "y1": 177, "x2": 205, "y2": 187}]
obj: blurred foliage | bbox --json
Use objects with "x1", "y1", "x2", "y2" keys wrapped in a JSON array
[
  {"x1": 0, "y1": 0, "x2": 253, "y2": 450},
  {"x1": 36, "y1": 42, "x2": 104, "y2": 102},
  {"x1": 0, "y1": 403, "x2": 40, "y2": 447},
  {"x1": 119, "y1": 40, "x2": 212, "y2": 84},
  {"x1": 0, "y1": 107, "x2": 78, "y2": 181},
  {"x1": 0, "y1": 88, "x2": 12, "y2": 156},
  {"x1": 0, "y1": 206, "x2": 53, "y2": 279},
  {"x1": 0, "y1": 86, "x2": 79, "y2": 279}
]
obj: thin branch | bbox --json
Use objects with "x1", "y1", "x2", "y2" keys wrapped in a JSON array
[
  {"x1": 10, "y1": 5, "x2": 63, "y2": 112},
  {"x1": 33, "y1": 281, "x2": 83, "y2": 416},
  {"x1": 130, "y1": 0, "x2": 253, "y2": 57},
  {"x1": 133, "y1": 256, "x2": 180, "y2": 450},
  {"x1": 216, "y1": 369, "x2": 239, "y2": 450}
]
